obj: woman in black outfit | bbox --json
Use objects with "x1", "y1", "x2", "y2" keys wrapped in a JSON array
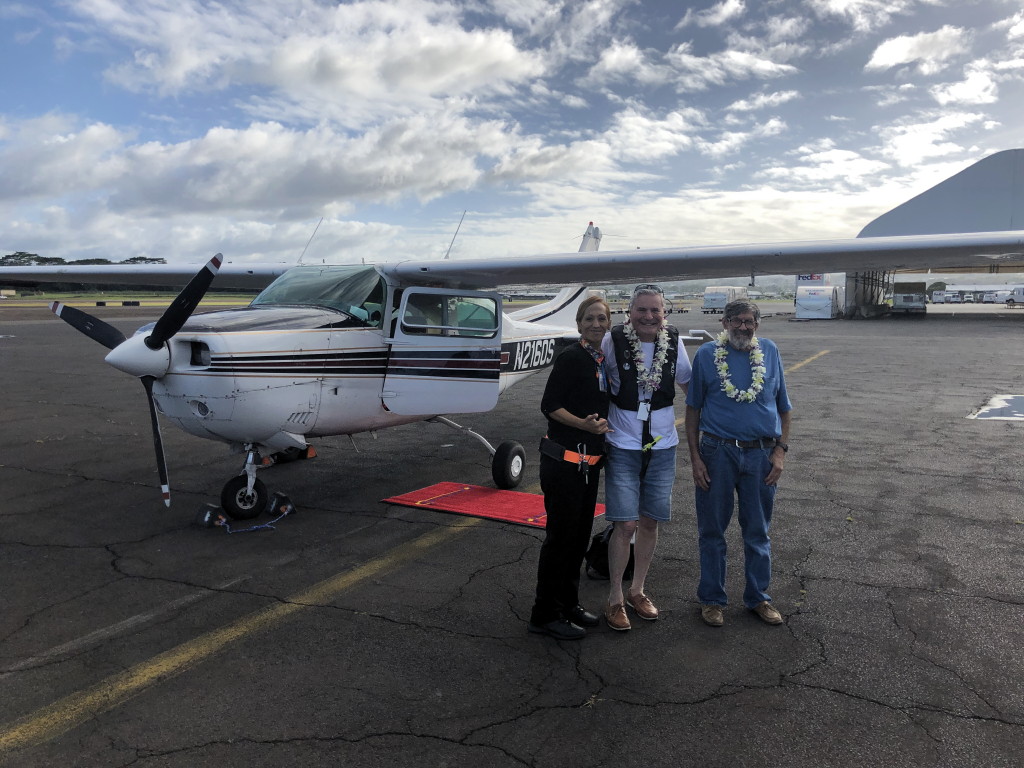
[{"x1": 528, "y1": 296, "x2": 612, "y2": 640}]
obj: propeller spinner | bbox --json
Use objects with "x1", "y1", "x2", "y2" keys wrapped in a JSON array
[{"x1": 50, "y1": 253, "x2": 223, "y2": 506}]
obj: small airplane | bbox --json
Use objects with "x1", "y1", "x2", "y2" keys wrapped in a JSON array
[
  {"x1": 5, "y1": 150, "x2": 1024, "y2": 518},
  {"x1": 43, "y1": 224, "x2": 621, "y2": 518}
]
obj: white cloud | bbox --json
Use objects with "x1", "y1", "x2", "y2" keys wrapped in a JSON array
[
  {"x1": 864, "y1": 82, "x2": 918, "y2": 107},
  {"x1": 879, "y1": 110, "x2": 985, "y2": 166},
  {"x1": 71, "y1": 1, "x2": 547, "y2": 126},
  {"x1": 931, "y1": 62, "x2": 999, "y2": 105},
  {"x1": 806, "y1": 0, "x2": 920, "y2": 33},
  {"x1": 676, "y1": 0, "x2": 746, "y2": 29},
  {"x1": 999, "y1": 10, "x2": 1024, "y2": 38},
  {"x1": 665, "y1": 42, "x2": 799, "y2": 92},
  {"x1": 762, "y1": 16, "x2": 810, "y2": 44},
  {"x1": 583, "y1": 39, "x2": 673, "y2": 88},
  {"x1": 865, "y1": 25, "x2": 970, "y2": 75},
  {"x1": 602, "y1": 108, "x2": 704, "y2": 162},
  {"x1": 726, "y1": 89, "x2": 801, "y2": 112},
  {"x1": 697, "y1": 118, "x2": 787, "y2": 158},
  {"x1": 758, "y1": 147, "x2": 890, "y2": 185}
]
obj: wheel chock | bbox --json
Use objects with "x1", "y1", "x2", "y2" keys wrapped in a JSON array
[
  {"x1": 195, "y1": 503, "x2": 227, "y2": 528},
  {"x1": 267, "y1": 492, "x2": 296, "y2": 518}
]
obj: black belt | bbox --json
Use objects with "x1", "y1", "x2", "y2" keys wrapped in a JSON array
[{"x1": 701, "y1": 432, "x2": 777, "y2": 450}]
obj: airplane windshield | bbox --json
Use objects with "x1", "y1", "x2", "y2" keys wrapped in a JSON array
[{"x1": 250, "y1": 265, "x2": 385, "y2": 326}]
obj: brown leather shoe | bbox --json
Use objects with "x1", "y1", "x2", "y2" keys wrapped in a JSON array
[
  {"x1": 605, "y1": 602, "x2": 631, "y2": 631},
  {"x1": 627, "y1": 591, "x2": 659, "y2": 621},
  {"x1": 752, "y1": 601, "x2": 783, "y2": 625},
  {"x1": 700, "y1": 604, "x2": 724, "y2": 627}
]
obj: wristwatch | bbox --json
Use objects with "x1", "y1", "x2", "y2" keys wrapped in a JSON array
[{"x1": 775, "y1": 441, "x2": 789, "y2": 452}]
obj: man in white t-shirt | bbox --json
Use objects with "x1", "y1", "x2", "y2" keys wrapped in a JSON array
[{"x1": 599, "y1": 284, "x2": 691, "y2": 631}]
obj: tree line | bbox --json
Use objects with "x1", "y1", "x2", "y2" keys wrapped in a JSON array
[{"x1": 1, "y1": 252, "x2": 166, "y2": 266}]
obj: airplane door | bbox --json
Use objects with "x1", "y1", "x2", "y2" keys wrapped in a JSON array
[{"x1": 383, "y1": 287, "x2": 502, "y2": 415}]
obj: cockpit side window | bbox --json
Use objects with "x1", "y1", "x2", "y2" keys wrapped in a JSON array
[{"x1": 399, "y1": 291, "x2": 498, "y2": 338}]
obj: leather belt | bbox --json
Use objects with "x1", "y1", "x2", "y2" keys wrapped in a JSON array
[{"x1": 701, "y1": 432, "x2": 777, "y2": 450}]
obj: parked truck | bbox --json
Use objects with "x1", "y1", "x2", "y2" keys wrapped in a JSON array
[
  {"x1": 891, "y1": 281, "x2": 928, "y2": 315},
  {"x1": 702, "y1": 285, "x2": 747, "y2": 314}
]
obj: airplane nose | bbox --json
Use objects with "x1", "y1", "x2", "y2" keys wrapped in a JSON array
[{"x1": 105, "y1": 334, "x2": 171, "y2": 378}]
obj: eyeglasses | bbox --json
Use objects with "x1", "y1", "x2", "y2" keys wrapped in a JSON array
[
  {"x1": 726, "y1": 317, "x2": 757, "y2": 328},
  {"x1": 633, "y1": 283, "x2": 663, "y2": 295}
]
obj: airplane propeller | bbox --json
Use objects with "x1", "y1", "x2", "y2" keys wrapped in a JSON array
[
  {"x1": 50, "y1": 253, "x2": 224, "y2": 507},
  {"x1": 49, "y1": 302, "x2": 127, "y2": 350}
]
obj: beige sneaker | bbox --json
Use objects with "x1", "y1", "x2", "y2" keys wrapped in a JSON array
[
  {"x1": 700, "y1": 604, "x2": 724, "y2": 627},
  {"x1": 627, "y1": 591, "x2": 659, "y2": 621},
  {"x1": 752, "y1": 601, "x2": 783, "y2": 625},
  {"x1": 605, "y1": 602, "x2": 631, "y2": 631}
]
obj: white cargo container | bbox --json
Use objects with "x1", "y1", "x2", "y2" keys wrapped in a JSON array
[
  {"x1": 932, "y1": 290, "x2": 945, "y2": 304},
  {"x1": 795, "y1": 286, "x2": 842, "y2": 319},
  {"x1": 702, "y1": 286, "x2": 747, "y2": 314}
]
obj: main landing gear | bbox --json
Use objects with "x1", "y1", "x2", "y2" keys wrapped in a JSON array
[{"x1": 428, "y1": 416, "x2": 526, "y2": 489}]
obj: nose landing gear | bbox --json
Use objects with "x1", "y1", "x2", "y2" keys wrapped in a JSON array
[{"x1": 220, "y1": 447, "x2": 269, "y2": 519}]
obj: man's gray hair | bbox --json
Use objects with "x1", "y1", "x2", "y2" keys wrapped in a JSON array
[
  {"x1": 723, "y1": 299, "x2": 760, "y2": 322},
  {"x1": 628, "y1": 283, "x2": 664, "y2": 310}
]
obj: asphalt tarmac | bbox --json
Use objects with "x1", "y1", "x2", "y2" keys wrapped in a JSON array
[{"x1": 1, "y1": 302, "x2": 1022, "y2": 767}]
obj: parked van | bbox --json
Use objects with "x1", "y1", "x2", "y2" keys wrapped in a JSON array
[
  {"x1": 1006, "y1": 287, "x2": 1024, "y2": 306},
  {"x1": 891, "y1": 282, "x2": 927, "y2": 314},
  {"x1": 702, "y1": 286, "x2": 747, "y2": 314}
]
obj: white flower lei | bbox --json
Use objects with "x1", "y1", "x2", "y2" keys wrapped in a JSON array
[
  {"x1": 713, "y1": 330, "x2": 766, "y2": 403},
  {"x1": 623, "y1": 322, "x2": 670, "y2": 391}
]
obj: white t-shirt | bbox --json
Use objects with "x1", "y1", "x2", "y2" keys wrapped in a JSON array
[{"x1": 601, "y1": 331, "x2": 692, "y2": 451}]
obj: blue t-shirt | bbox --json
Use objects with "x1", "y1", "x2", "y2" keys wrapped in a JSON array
[{"x1": 686, "y1": 337, "x2": 792, "y2": 440}]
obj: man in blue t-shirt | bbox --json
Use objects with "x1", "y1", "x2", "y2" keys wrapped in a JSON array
[{"x1": 685, "y1": 300, "x2": 792, "y2": 628}]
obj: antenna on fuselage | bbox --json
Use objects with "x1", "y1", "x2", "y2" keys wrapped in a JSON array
[
  {"x1": 298, "y1": 217, "x2": 324, "y2": 265},
  {"x1": 444, "y1": 210, "x2": 467, "y2": 260}
]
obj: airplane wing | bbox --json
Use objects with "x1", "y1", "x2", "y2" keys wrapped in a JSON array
[
  {"x1": 5, "y1": 150, "x2": 1024, "y2": 292},
  {"x1": 5, "y1": 231, "x2": 1022, "y2": 293},
  {"x1": 380, "y1": 231, "x2": 1024, "y2": 290},
  {"x1": 0, "y1": 262, "x2": 290, "y2": 290}
]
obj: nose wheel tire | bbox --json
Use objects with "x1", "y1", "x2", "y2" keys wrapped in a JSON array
[
  {"x1": 492, "y1": 440, "x2": 526, "y2": 489},
  {"x1": 220, "y1": 476, "x2": 268, "y2": 520}
]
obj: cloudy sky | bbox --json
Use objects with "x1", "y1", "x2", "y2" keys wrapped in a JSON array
[{"x1": 1, "y1": 0, "x2": 1022, "y2": 267}]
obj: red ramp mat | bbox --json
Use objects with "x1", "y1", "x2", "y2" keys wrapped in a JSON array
[{"x1": 383, "y1": 482, "x2": 605, "y2": 529}]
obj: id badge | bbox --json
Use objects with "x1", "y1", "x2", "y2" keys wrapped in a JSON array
[{"x1": 636, "y1": 402, "x2": 651, "y2": 420}]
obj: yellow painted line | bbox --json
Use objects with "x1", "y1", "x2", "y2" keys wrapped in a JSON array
[
  {"x1": 0, "y1": 518, "x2": 479, "y2": 753},
  {"x1": 786, "y1": 350, "x2": 829, "y2": 372}
]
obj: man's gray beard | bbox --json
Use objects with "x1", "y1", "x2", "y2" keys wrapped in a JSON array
[{"x1": 728, "y1": 329, "x2": 754, "y2": 350}]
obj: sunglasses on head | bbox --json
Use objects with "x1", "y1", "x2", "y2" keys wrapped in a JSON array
[{"x1": 633, "y1": 284, "x2": 663, "y2": 295}]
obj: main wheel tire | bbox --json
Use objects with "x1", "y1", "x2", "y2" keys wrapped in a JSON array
[
  {"x1": 492, "y1": 440, "x2": 526, "y2": 489},
  {"x1": 220, "y1": 476, "x2": 268, "y2": 520}
]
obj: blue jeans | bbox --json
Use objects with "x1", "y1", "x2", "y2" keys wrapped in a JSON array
[
  {"x1": 604, "y1": 444, "x2": 676, "y2": 522},
  {"x1": 695, "y1": 438, "x2": 776, "y2": 608}
]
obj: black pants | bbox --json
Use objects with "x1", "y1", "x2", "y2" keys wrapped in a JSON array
[{"x1": 530, "y1": 454, "x2": 601, "y2": 625}]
